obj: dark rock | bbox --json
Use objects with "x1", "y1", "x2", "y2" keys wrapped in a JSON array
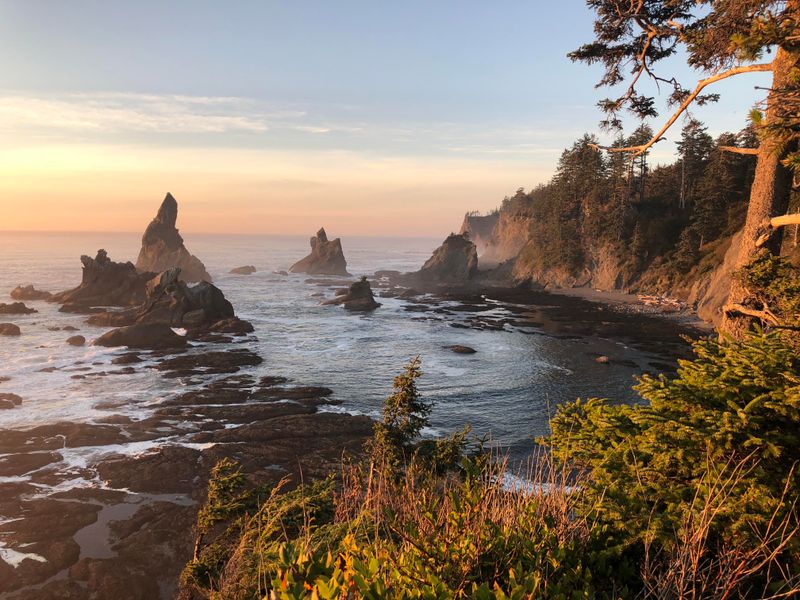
[
  {"x1": 10, "y1": 285, "x2": 52, "y2": 301},
  {"x1": 289, "y1": 228, "x2": 349, "y2": 276},
  {"x1": 415, "y1": 233, "x2": 478, "y2": 283},
  {"x1": 374, "y1": 270, "x2": 401, "y2": 279},
  {"x1": 51, "y1": 250, "x2": 153, "y2": 311},
  {"x1": 66, "y1": 335, "x2": 86, "y2": 346},
  {"x1": 230, "y1": 265, "x2": 256, "y2": 275},
  {"x1": 156, "y1": 349, "x2": 262, "y2": 373},
  {"x1": 94, "y1": 323, "x2": 188, "y2": 350},
  {"x1": 449, "y1": 345, "x2": 477, "y2": 354},
  {"x1": 111, "y1": 353, "x2": 143, "y2": 365},
  {"x1": 0, "y1": 323, "x2": 21, "y2": 336},
  {"x1": 135, "y1": 193, "x2": 211, "y2": 283},
  {"x1": 206, "y1": 317, "x2": 254, "y2": 335},
  {"x1": 0, "y1": 302, "x2": 36, "y2": 315},
  {"x1": 0, "y1": 393, "x2": 23, "y2": 409},
  {"x1": 322, "y1": 276, "x2": 380, "y2": 311},
  {"x1": 88, "y1": 267, "x2": 235, "y2": 330}
]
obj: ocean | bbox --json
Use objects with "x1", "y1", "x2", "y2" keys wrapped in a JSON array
[{"x1": 0, "y1": 230, "x2": 671, "y2": 464}]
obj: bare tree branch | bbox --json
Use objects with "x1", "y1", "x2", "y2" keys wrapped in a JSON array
[
  {"x1": 720, "y1": 146, "x2": 759, "y2": 155},
  {"x1": 592, "y1": 62, "x2": 774, "y2": 155}
]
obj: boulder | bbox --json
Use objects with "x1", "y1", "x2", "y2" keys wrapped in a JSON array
[
  {"x1": 0, "y1": 323, "x2": 21, "y2": 336},
  {"x1": 450, "y1": 345, "x2": 477, "y2": 354},
  {"x1": 0, "y1": 393, "x2": 22, "y2": 409},
  {"x1": 230, "y1": 265, "x2": 256, "y2": 275},
  {"x1": 289, "y1": 228, "x2": 349, "y2": 276},
  {"x1": 322, "y1": 276, "x2": 380, "y2": 311},
  {"x1": 94, "y1": 323, "x2": 188, "y2": 350},
  {"x1": 66, "y1": 335, "x2": 86, "y2": 346},
  {"x1": 415, "y1": 234, "x2": 478, "y2": 283},
  {"x1": 0, "y1": 302, "x2": 36, "y2": 315},
  {"x1": 51, "y1": 250, "x2": 153, "y2": 312},
  {"x1": 10, "y1": 285, "x2": 52, "y2": 301},
  {"x1": 135, "y1": 193, "x2": 211, "y2": 283}
]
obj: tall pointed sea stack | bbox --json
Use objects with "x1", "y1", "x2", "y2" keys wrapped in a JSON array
[
  {"x1": 289, "y1": 228, "x2": 350, "y2": 276},
  {"x1": 136, "y1": 193, "x2": 211, "y2": 283}
]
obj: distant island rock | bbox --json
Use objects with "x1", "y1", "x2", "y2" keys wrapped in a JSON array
[
  {"x1": 416, "y1": 233, "x2": 478, "y2": 283},
  {"x1": 51, "y1": 249, "x2": 153, "y2": 312},
  {"x1": 10, "y1": 285, "x2": 52, "y2": 301},
  {"x1": 135, "y1": 193, "x2": 211, "y2": 283},
  {"x1": 230, "y1": 265, "x2": 257, "y2": 275},
  {"x1": 289, "y1": 228, "x2": 350, "y2": 276},
  {"x1": 322, "y1": 276, "x2": 380, "y2": 311}
]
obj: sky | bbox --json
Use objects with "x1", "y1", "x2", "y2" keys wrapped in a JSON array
[{"x1": 0, "y1": 1, "x2": 772, "y2": 236}]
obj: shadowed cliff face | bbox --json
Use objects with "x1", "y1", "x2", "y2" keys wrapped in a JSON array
[
  {"x1": 289, "y1": 228, "x2": 350, "y2": 276},
  {"x1": 135, "y1": 193, "x2": 211, "y2": 283},
  {"x1": 460, "y1": 213, "x2": 499, "y2": 258}
]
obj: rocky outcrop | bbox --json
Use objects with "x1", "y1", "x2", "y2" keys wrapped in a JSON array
[
  {"x1": 10, "y1": 285, "x2": 52, "y2": 301},
  {"x1": 460, "y1": 213, "x2": 499, "y2": 257},
  {"x1": 415, "y1": 234, "x2": 478, "y2": 283},
  {"x1": 688, "y1": 231, "x2": 742, "y2": 326},
  {"x1": 289, "y1": 228, "x2": 349, "y2": 276},
  {"x1": 66, "y1": 335, "x2": 86, "y2": 346},
  {"x1": 0, "y1": 393, "x2": 22, "y2": 409},
  {"x1": 135, "y1": 193, "x2": 211, "y2": 283},
  {"x1": 51, "y1": 250, "x2": 153, "y2": 312},
  {"x1": 87, "y1": 267, "x2": 243, "y2": 332},
  {"x1": 0, "y1": 323, "x2": 21, "y2": 336},
  {"x1": 0, "y1": 302, "x2": 36, "y2": 315},
  {"x1": 94, "y1": 323, "x2": 188, "y2": 350},
  {"x1": 322, "y1": 277, "x2": 380, "y2": 311},
  {"x1": 230, "y1": 265, "x2": 256, "y2": 275}
]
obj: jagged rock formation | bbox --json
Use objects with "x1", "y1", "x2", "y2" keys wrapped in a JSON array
[
  {"x1": 322, "y1": 277, "x2": 380, "y2": 310},
  {"x1": 415, "y1": 234, "x2": 478, "y2": 283},
  {"x1": 230, "y1": 265, "x2": 256, "y2": 275},
  {"x1": 460, "y1": 213, "x2": 499, "y2": 257},
  {"x1": 51, "y1": 250, "x2": 153, "y2": 312},
  {"x1": 87, "y1": 267, "x2": 244, "y2": 332},
  {"x1": 136, "y1": 193, "x2": 211, "y2": 283},
  {"x1": 289, "y1": 228, "x2": 349, "y2": 276},
  {"x1": 10, "y1": 285, "x2": 52, "y2": 301}
]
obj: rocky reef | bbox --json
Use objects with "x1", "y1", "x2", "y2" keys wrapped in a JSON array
[
  {"x1": 10, "y1": 285, "x2": 52, "y2": 301},
  {"x1": 322, "y1": 276, "x2": 380, "y2": 311},
  {"x1": 230, "y1": 265, "x2": 256, "y2": 275},
  {"x1": 135, "y1": 193, "x2": 211, "y2": 283},
  {"x1": 289, "y1": 228, "x2": 349, "y2": 276}
]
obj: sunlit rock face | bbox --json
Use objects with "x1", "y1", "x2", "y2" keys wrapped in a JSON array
[
  {"x1": 416, "y1": 233, "x2": 478, "y2": 283},
  {"x1": 289, "y1": 228, "x2": 350, "y2": 276},
  {"x1": 135, "y1": 193, "x2": 211, "y2": 283}
]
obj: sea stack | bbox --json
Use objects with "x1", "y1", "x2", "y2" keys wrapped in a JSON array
[
  {"x1": 322, "y1": 276, "x2": 380, "y2": 311},
  {"x1": 136, "y1": 193, "x2": 211, "y2": 283},
  {"x1": 289, "y1": 228, "x2": 349, "y2": 276},
  {"x1": 416, "y1": 233, "x2": 478, "y2": 283}
]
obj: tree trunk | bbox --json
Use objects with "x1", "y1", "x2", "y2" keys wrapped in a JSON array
[{"x1": 719, "y1": 45, "x2": 800, "y2": 339}]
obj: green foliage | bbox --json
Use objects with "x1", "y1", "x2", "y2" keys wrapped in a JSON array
[
  {"x1": 736, "y1": 251, "x2": 800, "y2": 329},
  {"x1": 547, "y1": 331, "x2": 800, "y2": 569},
  {"x1": 367, "y1": 356, "x2": 431, "y2": 468}
]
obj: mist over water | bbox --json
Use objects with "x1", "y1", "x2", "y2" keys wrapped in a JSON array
[{"x1": 0, "y1": 231, "x2": 656, "y2": 460}]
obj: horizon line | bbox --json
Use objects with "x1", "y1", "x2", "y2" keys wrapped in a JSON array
[{"x1": 0, "y1": 229, "x2": 446, "y2": 239}]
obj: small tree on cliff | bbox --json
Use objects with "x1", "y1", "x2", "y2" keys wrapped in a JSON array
[{"x1": 571, "y1": 0, "x2": 800, "y2": 337}]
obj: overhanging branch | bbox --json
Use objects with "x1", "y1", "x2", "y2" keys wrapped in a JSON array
[
  {"x1": 593, "y1": 62, "x2": 774, "y2": 155},
  {"x1": 754, "y1": 213, "x2": 800, "y2": 247},
  {"x1": 720, "y1": 146, "x2": 759, "y2": 155}
]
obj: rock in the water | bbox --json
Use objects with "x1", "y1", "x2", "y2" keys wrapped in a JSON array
[
  {"x1": 450, "y1": 345, "x2": 477, "y2": 354},
  {"x1": 51, "y1": 249, "x2": 153, "y2": 312},
  {"x1": 289, "y1": 228, "x2": 349, "y2": 276},
  {"x1": 0, "y1": 323, "x2": 21, "y2": 336},
  {"x1": 416, "y1": 233, "x2": 478, "y2": 283},
  {"x1": 10, "y1": 285, "x2": 52, "y2": 301},
  {"x1": 0, "y1": 393, "x2": 22, "y2": 409},
  {"x1": 322, "y1": 276, "x2": 380, "y2": 311},
  {"x1": 595, "y1": 355, "x2": 610, "y2": 364},
  {"x1": 94, "y1": 323, "x2": 188, "y2": 350},
  {"x1": 135, "y1": 193, "x2": 211, "y2": 283},
  {"x1": 66, "y1": 335, "x2": 86, "y2": 346},
  {"x1": 230, "y1": 265, "x2": 256, "y2": 275},
  {"x1": 0, "y1": 302, "x2": 36, "y2": 315},
  {"x1": 88, "y1": 267, "x2": 235, "y2": 330},
  {"x1": 207, "y1": 317, "x2": 255, "y2": 335}
]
